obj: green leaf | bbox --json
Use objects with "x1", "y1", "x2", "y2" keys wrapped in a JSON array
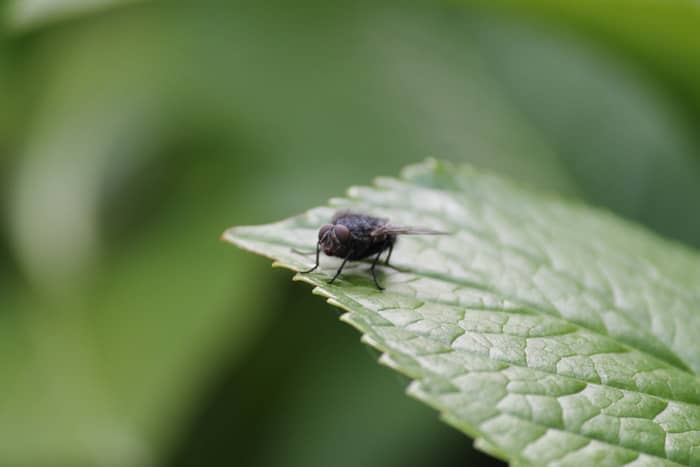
[{"x1": 223, "y1": 159, "x2": 700, "y2": 466}]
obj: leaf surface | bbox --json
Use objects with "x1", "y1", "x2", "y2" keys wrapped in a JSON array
[{"x1": 224, "y1": 159, "x2": 700, "y2": 466}]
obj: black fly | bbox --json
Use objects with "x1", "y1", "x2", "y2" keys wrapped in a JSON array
[{"x1": 300, "y1": 211, "x2": 446, "y2": 290}]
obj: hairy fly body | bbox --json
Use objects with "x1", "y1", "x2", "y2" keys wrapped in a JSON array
[{"x1": 301, "y1": 211, "x2": 446, "y2": 290}]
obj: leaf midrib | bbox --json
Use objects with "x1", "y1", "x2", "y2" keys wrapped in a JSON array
[{"x1": 231, "y1": 227, "x2": 694, "y2": 377}]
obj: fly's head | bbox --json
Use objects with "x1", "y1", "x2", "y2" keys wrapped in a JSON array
[{"x1": 318, "y1": 223, "x2": 351, "y2": 257}]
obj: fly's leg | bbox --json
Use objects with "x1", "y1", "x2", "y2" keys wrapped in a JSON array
[
  {"x1": 384, "y1": 242, "x2": 394, "y2": 266},
  {"x1": 300, "y1": 241, "x2": 321, "y2": 273},
  {"x1": 328, "y1": 251, "x2": 353, "y2": 285},
  {"x1": 370, "y1": 249, "x2": 385, "y2": 291}
]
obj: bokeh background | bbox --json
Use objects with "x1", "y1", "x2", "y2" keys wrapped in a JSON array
[{"x1": 2, "y1": 1, "x2": 700, "y2": 466}]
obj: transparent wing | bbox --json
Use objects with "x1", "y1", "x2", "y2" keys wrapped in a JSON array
[{"x1": 370, "y1": 223, "x2": 449, "y2": 237}]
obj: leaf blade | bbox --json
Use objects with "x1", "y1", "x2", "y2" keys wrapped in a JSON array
[{"x1": 223, "y1": 159, "x2": 700, "y2": 466}]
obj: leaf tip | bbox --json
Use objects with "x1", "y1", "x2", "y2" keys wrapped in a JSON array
[{"x1": 219, "y1": 226, "x2": 237, "y2": 244}]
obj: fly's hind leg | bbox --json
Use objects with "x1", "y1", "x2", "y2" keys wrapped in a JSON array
[
  {"x1": 384, "y1": 242, "x2": 394, "y2": 266},
  {"x1": 370, "y1": 249, "x2": 385, "y2": 291}
]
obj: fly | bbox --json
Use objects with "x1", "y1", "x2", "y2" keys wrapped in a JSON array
[{"x1": 300, "y1": 211, "x2": 447, "y2": 290}]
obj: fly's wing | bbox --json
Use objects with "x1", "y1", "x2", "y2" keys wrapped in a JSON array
[{"x1": 370, "y1": 223, "x2": 449, "y2": 237}]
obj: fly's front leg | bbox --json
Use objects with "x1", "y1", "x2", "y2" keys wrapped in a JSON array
[
  {"x1": 328, "y1": 250, "x2": 353, "y2": 284},
  {"x1": 300, "y1": 241, "x2": 321, "y2": 273}
]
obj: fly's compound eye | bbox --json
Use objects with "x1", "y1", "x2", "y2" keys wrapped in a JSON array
[
  {"x1": 319, "y1": 224, "x2": 333, "y2": 239},
  {"x1": 334, "y1": 223, "x2": 351, "y2": 243}
]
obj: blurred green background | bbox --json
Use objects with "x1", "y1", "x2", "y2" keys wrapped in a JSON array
[{"x1": 2, "y1": 1, "x2": 700, "y2": 466}]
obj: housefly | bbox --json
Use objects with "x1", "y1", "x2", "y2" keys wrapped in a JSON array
[{"x1": 300, "y1": 211, "x2": 446, "y2": 290}]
